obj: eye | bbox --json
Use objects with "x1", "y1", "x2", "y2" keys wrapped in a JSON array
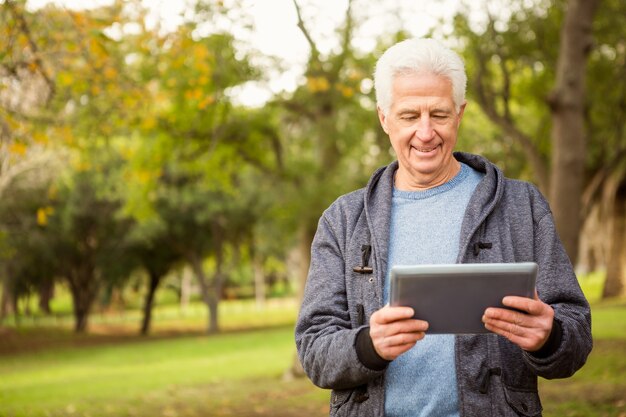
[{"x1": 400, "y1": 114, "x2": 418, "y2": 121}]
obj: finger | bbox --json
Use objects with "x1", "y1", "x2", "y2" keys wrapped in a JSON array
[
  {"x1": 390, "y1": 319, "x2": 429, "y2": 334},
  {"x1": 371, "y1": 306, "x2": 416, "y2": 325},
  {"x1": 501, "y1": 296, "x2": 545, "y2": 316},
  {"x1": 501, "y1": 296, "x2": 533, "y2": 312},
  {"x1": 370, "y1": 318, "x2": 429, "y2": 339},
  {"x1": 373, "y1": 331, "x2": 427, "y2": 360},
  {"x1": 482, "y1": 317, "x2": 527, "y2": 336},
  {"x1": 484, "y1": 321, "x2": 548, "y2": 352},
  {"x1": 377, "y1": 330, "x2": 426, "y2": 347},
  {"x1": 483, "y1": 308, "x2": 531, "y2": 328},
  {"x1": 484, "y1": 322, "x2": 532, "y2": 347}
]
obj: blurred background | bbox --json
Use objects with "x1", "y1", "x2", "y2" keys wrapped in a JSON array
[{"x1": 0, "y1": 0, "x2": 624, "y2": 416}]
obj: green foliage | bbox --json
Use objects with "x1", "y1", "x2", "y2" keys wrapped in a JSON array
[
  {"x1": 0, "y1": 160, "x2": 57, "y2": 301},
  {"x1": 2, "y1": 0, "x2": 625, "y2": 331},
  {"x1": 585, "y1": 0, "x2": 626, "y2": 169},
  {"x1": 451, "y1": 0, "x2": 626, "y2": 187},
  {"x1": 450, "y1": 0, "x2": 565, "y2": 182}
]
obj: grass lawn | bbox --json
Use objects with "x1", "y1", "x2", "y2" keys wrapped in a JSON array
[
  {"x1": 0, "y1": 325, "x2": 329, "y2": 417},
  {"x1": 539, "y1": 299, "x2": 626, "y2": 417},
  {"x1": 0, "y1": 277, "x2": 625, "y2": 417}
]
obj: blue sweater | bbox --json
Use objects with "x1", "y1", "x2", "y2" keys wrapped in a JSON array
[{"x1": 383, "y1": 163, "x2": 483, "y2": 417}]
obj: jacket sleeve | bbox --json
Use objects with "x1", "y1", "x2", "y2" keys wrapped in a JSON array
[
  {"x1": 523, "y1": 189, "x2": 593, "y2": 379},
  {"x1": 295, "y1": 210, "x2": 385, "y2": 389}
]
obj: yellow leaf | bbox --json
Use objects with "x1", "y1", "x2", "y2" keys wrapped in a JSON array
[
  {"x1": 184, "y1": 89, "x2": 203, "y2": 101},
  {"x1": 307, "y1": 76, "x2": 330, "y2": 93},
  {"x1": 9, "y1": 143, "x2": 27, "y2": 156},
  {"x1": 4, "y1": 115, "x2": 19, "y2": 130},
  {"x1": 336, "y1": 84, "x2": 354, "y2": 98},
  {"x1": 58, "y1": 72, "x2": 74, "y2": 87},
  {"x1": 103, "y1": 67, "x2": 117, "y2": 80},
  {"x1": 37, "y1": 207, "x2": 54, "y2": 226},
  {"x1": 55, "y1": 126, "x2": 75, "y2": 145},
  {"x1": 197, "y1": 76, "x2": 209, "y2": 86},
  {"x1": 134, "y1": 170, "x2": 153, "y2": 184},
  {"x1": 198, "y1": 95, "x2": 215, "y2": 110},
  {"x1": 32, "y1": 132, "x2": 49, "y2": 145},
  {"x1": 89, "y1": 38, "x2": 105, "y2": 57},
  {"x1": 72, "y1": 155, "x2": 90, "y2": 171},
  {"x1": 141, "y1": 116, "x2": 157, "y2": 130},
  {"x1": 193, "y1": 44, "x2": 208, "y2": 60}
]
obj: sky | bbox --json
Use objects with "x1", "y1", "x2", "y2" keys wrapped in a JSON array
[{"x1": 25, "y1": 0, "x2": 472, "y2": 106}]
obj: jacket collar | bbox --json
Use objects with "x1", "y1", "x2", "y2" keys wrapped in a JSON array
[
  {"x1": 363, "y1": 152, "x2": 504, "y2": 266},
  {"x1": 454, "y1": 152, "x2": 504, "y2": 259},
  {"x1": 363, "y1": 160, "x2": 397, "y2": 279}
]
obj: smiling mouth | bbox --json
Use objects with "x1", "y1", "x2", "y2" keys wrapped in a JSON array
[{"x1": 412, "y1": 145, "x2": 438, "y2": 153}]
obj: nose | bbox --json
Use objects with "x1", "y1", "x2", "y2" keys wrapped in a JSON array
[{"x1": 414, "y1": 116, "x2": 435, "y2": 141}]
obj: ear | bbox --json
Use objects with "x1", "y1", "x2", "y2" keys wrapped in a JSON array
[
  {"x1": 456, "y1": 101, "x2": 467, "y2": 126},
  {"x1": 377, "y1": 106, "x2": 389, "y2": 134}
]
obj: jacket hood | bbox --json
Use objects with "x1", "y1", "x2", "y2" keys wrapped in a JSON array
[{"x1": 363, "y1": 151, "x2": 505, "y2": 267}]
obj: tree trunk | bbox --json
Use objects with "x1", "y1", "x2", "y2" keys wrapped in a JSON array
[
  {"x1": 69, "y1": 281, "x2": 94, "y2": 333},
  {"x1": 578, "y1": 202, "x2": 606, "y2": 274},
  {"x1": 37, "y1": 279, "x2": 54, "y2": 315},
  {"x1": 188, "y1": 248, "x2": 224, "y2": 335},
  {"x1": 67, "y1": 265, "x2": 98, "y2": 333},
  {"x1": 209, "y1": 240, "x2": 226, "y2": 334},
  {"x1": 180, "y1": 267, "x2": 192, "y2": 311},
  {"x1": 548, "y1": 0, "x2": 600, "y2": 266},
  {"x1": 0, "y1": 277, "x2": 15, "y2": 322},
  {"x1": 140, "y1": 270, "x2": 162, "y2": 335},
  {"x1": 251, "y1": 242, "x2": 266, "y2": 309},
  {"x1": 603, "y1": 184, "x2": 626, "y2": 298}
]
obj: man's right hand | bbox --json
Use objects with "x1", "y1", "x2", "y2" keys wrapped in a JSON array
[{"x1": 369, "y1": 305, "x2": 429, "y2": 361}]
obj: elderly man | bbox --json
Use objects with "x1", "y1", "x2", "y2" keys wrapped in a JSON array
[{"x1": 295, "y1": 38, "x2": 592, "y2": 417}]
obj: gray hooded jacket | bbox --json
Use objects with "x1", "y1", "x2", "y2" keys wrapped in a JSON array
[{"x1": 295, "y1": 152, "x2": 592, "y2": 417}]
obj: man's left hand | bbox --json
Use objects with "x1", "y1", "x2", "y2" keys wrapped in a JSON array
[{"x1": 482, "y1": 291, "x2": 554, "y2": 352}]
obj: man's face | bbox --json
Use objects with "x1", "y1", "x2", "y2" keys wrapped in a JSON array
[{"x1": 378, "y1": 72, "x2": 466, "y2": 191}]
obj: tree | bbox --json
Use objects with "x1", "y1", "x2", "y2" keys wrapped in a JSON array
[
  {"x1": 547, "y1": 0, "x2": 600, "y2": 265},
  {"x1": 45, "y1": 152, "x2": 133, "y2": 332},
  {"x1": 453, "y1": 0, "x2": 626, "y2": 297},
  {"x1": 579, "y1": 0, "x2": 626, "y2": 297},
  {"x1": 273, "y1": 0, "x2": 396, "y2": 377},
  {"x1": 126, "y1": 222, "x2": 182, "y2": 335},
  {"x1": 0, "y1": 148, "x2": 60, "y2": 322},
  {"x1": 120, "y1": 0, "x2": 281, "y2": 332}
]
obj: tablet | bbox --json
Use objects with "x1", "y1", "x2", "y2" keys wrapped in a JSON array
[{"x1": 389, "y1": 262, "x2": 537, "y2": 334}]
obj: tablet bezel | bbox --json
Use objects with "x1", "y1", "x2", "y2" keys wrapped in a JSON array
[{"x1": 389, "y1": 262, "x2": 538, "y2": 334}]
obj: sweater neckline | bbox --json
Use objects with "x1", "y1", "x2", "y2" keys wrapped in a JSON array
[{"x1": 392, "y1": 163, "x2": 471, "y2": 200}]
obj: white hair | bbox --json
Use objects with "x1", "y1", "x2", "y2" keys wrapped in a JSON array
[{"x1": 374, "y1": 38, "x2": 467, "y2": 115}]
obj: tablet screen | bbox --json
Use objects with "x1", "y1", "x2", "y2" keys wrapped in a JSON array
[{"x1": 389, "y1": 262, "x2": 537, "y2": 334}]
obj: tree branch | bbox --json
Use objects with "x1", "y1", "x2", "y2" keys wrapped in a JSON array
[
  {"x1": 5, "y1": 0, "x2": 56, "y2": 103},
  {"x1": 472, "y1": 42, "x2": 549, "y2": 194},
  {"x1": 292, "y1": 0, "x2": 320, "y2": 65}
]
